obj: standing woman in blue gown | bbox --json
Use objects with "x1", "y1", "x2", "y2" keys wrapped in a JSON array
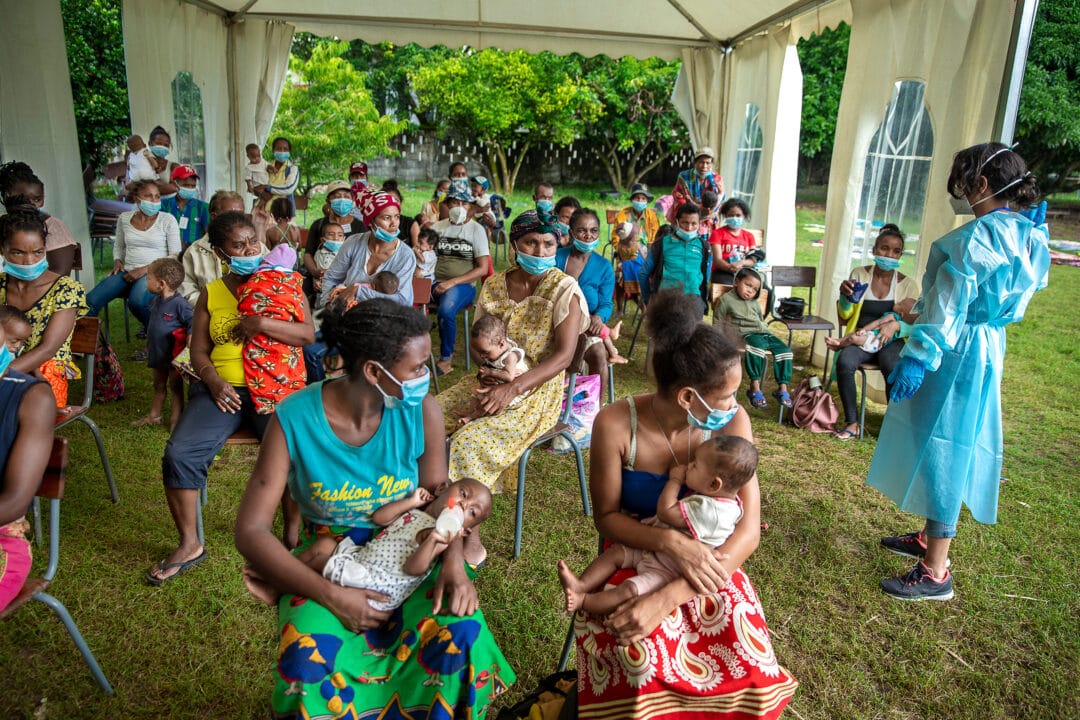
[{"x1": 868, "y1": 142, "x2": 1050, "y2": 601}]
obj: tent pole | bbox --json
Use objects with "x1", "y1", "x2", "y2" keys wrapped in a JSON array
[
  {"x1": 992, "y1": 0, "x2": 1040, "y2": 145},
  {"x1": 226, "y1": 18, "x2": 243, "y2": 194}
]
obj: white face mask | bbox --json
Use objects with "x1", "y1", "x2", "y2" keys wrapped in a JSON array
[{"x1": 448, "y1": 206, "x2": 468, "y2": 225}]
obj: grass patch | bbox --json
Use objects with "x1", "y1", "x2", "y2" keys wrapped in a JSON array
[{"x1": 1, "y1": 201, "x2": 1076, "y2": 719}]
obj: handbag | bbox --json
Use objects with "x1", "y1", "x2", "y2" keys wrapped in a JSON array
[
  {"x1": 92, "y1": 332, "x2": 125, "y2": 402},
  {"x1": 789, "y1": 377, "x2": 838, "y2": 432},
  {"x1": 777, "y1": 297, "x2": 806, "y2": 320}
]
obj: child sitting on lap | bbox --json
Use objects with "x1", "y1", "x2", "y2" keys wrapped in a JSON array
[
  {"x1": 134, "y1": 258, "x2": 193, "y2": 429},
  {"x1": 370, "y1": 270, "x2": 399, "y2": 296},
  {"x1": 454, "y1": 315, "x2": 528, "y2": 424},
  {"x1": 0, "y1": 305, "x2": 76, "y2": 415},
  {"x1": 558, "y1": 435, "x2": 757, "y2": 615}
]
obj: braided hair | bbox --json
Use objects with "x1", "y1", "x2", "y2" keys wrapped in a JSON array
[
  {"x1": 0, "y1": 161, "x2": 44, "y2": 211},
  {"x1": 320, "y1": 298, "x2": 431, "y2": 377},
  {"x1": 0, "y1": 206, "x2": 47, "y2": 249}
]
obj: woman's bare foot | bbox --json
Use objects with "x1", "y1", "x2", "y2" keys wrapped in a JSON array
[
  {"x1": 132, "y1": 414, "x2": 163, "y2": 427},
  {"x1": 557, "y1": 560, "x2": 588, "y2": 613}
]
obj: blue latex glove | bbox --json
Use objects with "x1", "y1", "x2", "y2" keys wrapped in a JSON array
[
  {"x1": 1018, "y1": 200, "x2": 1047, "y2": 225},
  {"x1": 888, "y1": 356, "x2": 926, "y2": 403}
]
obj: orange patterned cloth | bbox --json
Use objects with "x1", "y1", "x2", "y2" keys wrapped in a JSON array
[
  {"x1": 237, "y1": 269, "x2": 307, "y2": 414},
  {"x1": 38, "y1": 358, "x2": 70, "y2": 409}
]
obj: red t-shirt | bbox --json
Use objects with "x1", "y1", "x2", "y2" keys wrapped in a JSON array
[{"x1": 708, "y1": 226, "x2": 757, "y2": 263}]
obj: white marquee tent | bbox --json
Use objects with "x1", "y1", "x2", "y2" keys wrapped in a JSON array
[{"x1": 1, "y1": 0, "x2": 1038, "y2": 374}]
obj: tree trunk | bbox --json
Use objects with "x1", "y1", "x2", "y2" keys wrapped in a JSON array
[
  {"x1": 507, "y1": 141, "x2": 532, "y2": 196},
  {"x1": 628, "y1": 144, "x2": 673, "y2": 188},
  {"x1": 591, "y1": 142, "x2": 622, "y2": 192}
]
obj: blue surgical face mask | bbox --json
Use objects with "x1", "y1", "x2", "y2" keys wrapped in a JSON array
[
  {"x1": 631, "y1": 200, "x2": 648, "y2": 213},
  {"x1": 273, "y1": 151, "x2": 290, "y2": 162},
  {"x1": 873, "y1": 255, "x2": 901, "y2": 272},
  {"x1": 3, "y1": 256, "x2": 49, "y2": 281},
  {"x1": 323, "y1": 240, "x2": 343, "y2": 253},
  {"x1": 177, "y1": 186, "x2": 199, "y2": 201},
  {"x1": 227, "y1": 253, "x2": 261, "y2": 276},
  {"x1": 330, "y1": 198, "x2": 354, "y2": 217},
  {"x1": 0, "y1": 344, "x2": 13, "y2": 376},
  {"x1": 374, "y1": 362, "x2": 430, "y2": 409},
  {"x1": 573, "y1": 239, "x2": 599, "y2": 254},
  {"x1": 687, "y1": 388, "x2": 737, "y2": 432},
  {"x1": 372, "y1": 225, "x2": 399, "y2": 243},
  {"x1": 516, "y1": 249, "x2": 557, "y2": 275},
  {"x1": 724, "y1": 216, "x2": 744, "y2": 230},
  {"x1": 555, "y1": 222, "x2": 571, "y2": 238},
  {"x1": 139, "y1": 200, "x2": 161, "y2": 217},
  {"x1": 675, "y1": 228, "x2": 697, "y2": 242},
  {"x1": 536, "y1": 199, "x2": 554, "y2": 214},
  {"x1": 149, "y1": 145, "x2": 170, "y2": 159}
]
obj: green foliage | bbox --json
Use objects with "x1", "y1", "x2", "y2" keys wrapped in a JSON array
[
  {"x1": 270, "y1": 39, "x2": 407, "y2": 193},
  {"x1": 796, "y1": 22, "x2": 849, "y2": 172},
  {"x1": 580, "y1": 55, "x2": 688, "y2": 191},
  {"x1": 410, "y1": 49, "x2": 602, "y2": 194},
  {"x1": 344, "y1": 41, "x2": 455, "y2": 124},
  {"x1": 1017, "y1": 0, "x2": 1080, "y2": 192},
  {"x1": 61, "y1": 0, "x2": 130, "y2": 169}
]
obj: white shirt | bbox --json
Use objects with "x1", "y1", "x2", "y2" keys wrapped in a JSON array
[{"x1": 114, "y1": 211, "x2": 181, "y2": 269}]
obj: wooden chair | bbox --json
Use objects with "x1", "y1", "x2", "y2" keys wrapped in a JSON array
[
  {"x1": 1, "y1": 438, "x2": 114, "y2": 694},
  {"x1": 767, "y1": 265, "x2": 834, "y2": 377},
  {"x1": 512, "y1": 334, "x2": 592, "y2": 558},
  {"x1": 56, "y1": 317, "x2": 118, "y2": 504},
  {"x1": 412, "y1": 277, "x2": 441, "y2": 394}
]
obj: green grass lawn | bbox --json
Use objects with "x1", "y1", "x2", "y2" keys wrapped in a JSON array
[{"x1": 1, "y1": 201, "x2": 1077, "y2": 718}]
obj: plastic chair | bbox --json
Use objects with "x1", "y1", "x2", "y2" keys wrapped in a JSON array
[
  {"x1": 412, "y1": 277, "x2": 441, "y2": 394},
  {"x1": 767, "y1": 265, "x2": 834, "y2": 378},
  {"x1": 56, "y1": 317, "x2": 119, "y2": 504},
  {"x1": 513, "y1": 334, "x2": 592, "y2": 558},
  {"x1": 1, "y1": 437, "x2": 115, "y2": 694}
]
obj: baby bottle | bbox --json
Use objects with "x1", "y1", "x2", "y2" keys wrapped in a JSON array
[{"x1": 435, "y1": 497, "x2": 464, "y2": 537}]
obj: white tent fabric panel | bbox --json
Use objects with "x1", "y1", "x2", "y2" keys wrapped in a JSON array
[
  {"x1": 816, "y1": 0, "x2": 1016, "y2": 395},
  {"x1": 0, "y1": 0, "x2": 95, "y2": 289},
  {"x1": 233, "y1": 19, "x2": 296, "y2": 187}
]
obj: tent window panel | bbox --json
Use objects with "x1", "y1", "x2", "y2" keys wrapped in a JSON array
[
  {"x1": 854, "y1": 80, "x2": 933, "y2": 266},
  {"x1": 732, "y1": 103, "x2": 763, "y2": 207},
  {"x1": 171, "y1": 71, "x2": 207, "y2": 182}
]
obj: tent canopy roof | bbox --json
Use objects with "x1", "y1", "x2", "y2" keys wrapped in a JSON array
[{"x1": 181, "y1": 0, "x2": 841, "y2": 59}]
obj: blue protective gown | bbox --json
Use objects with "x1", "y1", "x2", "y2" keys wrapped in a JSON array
[{"x1": 866, "y1": 209, "x2": 1049, "y2": 525}]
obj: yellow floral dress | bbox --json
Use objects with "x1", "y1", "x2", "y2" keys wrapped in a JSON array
[{"x1": 437, "y1": 269, "x2": 587, "y2": 493}]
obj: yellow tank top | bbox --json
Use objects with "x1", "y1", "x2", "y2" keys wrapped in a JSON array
[{"x1": 205, "y1": 278, "x2": 245, "y2": 387}]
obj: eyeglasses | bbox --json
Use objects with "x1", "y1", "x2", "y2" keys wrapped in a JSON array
[{"x1": 573, "y1": 227, "x2": 600, "y2": 237}]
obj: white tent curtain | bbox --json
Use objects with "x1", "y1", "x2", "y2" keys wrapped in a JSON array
[
  {"x1": 233, "y1": 19, "x2": 295, "y2": 189},
  {"x1": 0, "y1": 0, "x2": 94, "y2": 289},
  {"x1": 816, "y1": 0, "x2": 1016, "y2": 395},
  {"x1": 672, "y1": 47, "x2": 728, "y2": 155}
]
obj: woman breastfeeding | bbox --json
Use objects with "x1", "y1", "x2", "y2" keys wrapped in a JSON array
[
  {"x1": 573, "y1": 289, "x2": 797, "y2": 719},
  {"x1": 235, "y1": 298, "x2": 514, "y2": 719}
]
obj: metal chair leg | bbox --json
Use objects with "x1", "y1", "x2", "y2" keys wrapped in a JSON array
[
  {"x1": 558, "y1": 618, "x2": 576, "y2": 672},
  {"x1": 34, "y1": 592, "x2": 114, "y2": 694},
  {"x1": 32, "y1": 497, "x2": 43, "y2": 546},
  {"x1": 858, "y1": 368, "x2": 867, "y2": 440},
  {"x1": 606, "y1": 364, "x2": 615, "y2": 404},
  {"x1": 562, "y1": 431, "x2": 591, "y2": 517},
  {"x1": 429, "y1": 354, "x2": 440, "y2": 394},
  {"x1": 463, "y1": 308, "x2": 472, "y2": 371},
  {"x1": 75, "y1": 415, "x2": 118, "y2": 503},
  {"x1": 627, "y1": 312, "x2": 644, "y2": 359},
  {"x1": 513, "y1": 447, "x2": 533, "y2": 558}
]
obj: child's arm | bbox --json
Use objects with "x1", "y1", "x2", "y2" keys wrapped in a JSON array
[
  {"x1": 655, "y1": 469, "x2": 689, "y2": 530},
  {"x1": 402, "y1": 529, "x2": 451, "y2": 576},
  {"x1": 370, "y1": 486, "x2": 435, "y2": 527}
]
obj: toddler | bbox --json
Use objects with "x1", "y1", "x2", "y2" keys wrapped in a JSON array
[
  {"x1": 455, "y1": 315, "x2": 529, "y2": 425},
  {"x1": 713, "y1": 268, "x2": 793, "y2": 408},
  {"x1": 0, "y1": 305, "x2": 74, "y2": 413},
  {"x1": 470, "y1": 176, "x2": 496, "y2": 227},
  {"x1": 236, "y1": 244, "x2": 307, "y2": 414},
  {"x1": 124, "y1": 134, "x2": 157, "y2": 185},
  {"x1": 308, "y1": 222, "x2": 345, "y2": 295},
  {"x1": 242, "y1": 143, "x2": 269, "y2": 209},
  {"x1": 412, "y1": 228, "x2": 438, "y2": 281},
  {"x1": 558, "y1": 435, "x2": 757, "y2": 615},
  {"x1": 134, "y1": 258, "x2": 193, "y2": 429}
]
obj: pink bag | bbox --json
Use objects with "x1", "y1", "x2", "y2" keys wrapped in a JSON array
[{"x1": 790, "y1": 377, "x2": 838, "y2": 433}]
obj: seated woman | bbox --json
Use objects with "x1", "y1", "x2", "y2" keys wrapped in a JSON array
[
  {"x1": 556, "y1": 208, "x2": 625, "y2": 404},
  {"x1": 0, "y1": 210, "x2": 87, "y2": 409},
  {"x1": 86, "y1": 179, "x2": 181, "y2": 330},
  {"x1": 0, "y1": 320, "x2": 56, "y2": 612},
  {"x1": 0, "y1": 161, "x2": 79, "y2": 276},
  {"x1": 437, "y1": 210, "x2": 587, "y2": 495},
  {"x1": 235, "y1": 298, "x2": 514, "y2": 719},
  {"x1": 828, "y1": 224, "x2": 920, "y2": 440},
  {"x1": 148, "y1": 211, "x2": 314, "y2": 585},
  {"x1": 573, "y1": 289, "x2": 797, "y2": 719}
]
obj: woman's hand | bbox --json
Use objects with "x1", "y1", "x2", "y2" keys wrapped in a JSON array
[
  {"x1": 230, "y1": 316, "x2": 264, "y2": 344},
  {"x1": 839, "y1": 279, "x2": 855, "y2": 297},
  {"x1": 123, "y1": 265, "x2": 148, "y2": 282},
  {"x1": 588, "y1": 314, "x2": 604, "y2": 336},
  {"x1": 605, "y1": 589, "x2": 676, "y2": 645},
  {"x1": 205, "y1": 375, "x2": 242, "y2": 414},
  {"x1": 110, "y1": 260, "x2": 125, "y2": 276},
  {"x1": 431, "y1": 562, "x2": 479, "y2": 617},
  {"x1": 432, "y1": 279, "x2": 456, "y2": 298},
  {"x1": 476, "y1": 366, "x2": 512, "y2": 386},
  {"x1": 322, "y1": 584, "x2": 393, "y2": 634},
  {"x1": 877, "y1": 316, "x2": 899, "y2": 345},
  {"x1": 473, "y1": 380, "x2": 519, "y2": 416},
  {"x1": 665, "y1": 530, "x2": 730, "y2": 594}
]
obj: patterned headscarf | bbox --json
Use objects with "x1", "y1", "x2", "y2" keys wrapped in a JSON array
[
  {"x1": 356, "y1": 187, "x2": 401, "y2": 225},
  {"x1": 510, "y1": 209, "x2": 562, "y2": 244}
]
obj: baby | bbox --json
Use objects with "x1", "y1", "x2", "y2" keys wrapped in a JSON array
[
  {"x1": 0, "y1": 305, "x2": 31, "y2": 357},
  {"x1": 298, "y1": 478, "x2": 492, "y2": 611},
  {"x1": 309, "y1": 222, "x2": 346, "y2": 294},
  {"x1": 125, "y1": 134, "x2": 158, "y2": 184},
  {"x1": 614, "y1": 221, "x2": 645, "y2": 319},
  {"x1": 0, "y1": 304, "x2": 73, "y2": 413},
  {"x1": 412, "y1": 228, "x2": 438, "y2": 281},
  {"x1": 455, "y1": 315, "x2": 528, "y2": 425},
  {"x1": 558, "y1": 435, "x2": 758, "y2": 615},
  {"x1": 825, "y1": 310, "x2": 909, "y2": 355},
  {"x1": 470, "y1": 176, "x2": 496, "y2": 227},
  {"x1": 370, "y1": 270, "x2": 400, "y2": 296},
  {"x1": 242, "y1": 143, "x2": 269, "y2": 209}
]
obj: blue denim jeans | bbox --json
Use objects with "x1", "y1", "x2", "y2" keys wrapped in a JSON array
[
  {"x1": 303, "y1": 336, "x2": 328, "y2": 383},
  {"x1": 86, "y1": 272, "x2": 154, "y2": 326},
  {"x1": 924, "y1": 519, "x2": 957, "y2": 539},
  {"x1": 434, "y1": 282, "x2": 477, "y2": 361}
]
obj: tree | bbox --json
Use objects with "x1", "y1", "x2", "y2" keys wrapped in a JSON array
[
  {"x1": 410, "y1": 49, "x2": 602, "y2": 194},
  {"x1": 1017, "y1": 0, "x2": 1080, "y2": 193},
  {"x1": 270, "y1": 40, "x2": 408, "y2": 195},
  {"x1": 580, "y1": 56, "x2": 688, "y2": 192},
  {"x1": 343, "y1": 41, "x2": 455, "y2": 124},
  {"x1": 796, "y1": 23, "x2": 850, "y2": 183},
  {"x1": 61, "y1": 0, "x2": 130, "y2": 169}
]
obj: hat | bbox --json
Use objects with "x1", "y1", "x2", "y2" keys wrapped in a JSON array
[
  {"x1": 170, "y1": 164, "x2": 199, "y2": 181},
  {"x1": 349, "y1": 162, "x2": 368, "y2": 178},
  {"x1": 470, "y1": 175, "x2": 490, "y2": 191},
  {"x1": 628, "y1": 182, "x2": 653, "y2": 201},
  {"x1": 446, "y1": 179, "x2": 475, "y2": 204},
  {"x1": 510, "y1": 210, "x2": 562, "y2": 243},
  {"x1": 356, "y1": 187, "x2": 401, "y2": 225},
  {"x1": 693, "y1": 147, "x2": 715, "y2": 162},
  {"x1": 324, "y1": 180, "x2": 351, "y2": 195}
]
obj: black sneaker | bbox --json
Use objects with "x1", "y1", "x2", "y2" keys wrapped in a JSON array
[
  {"x1": 881, "y1": 530, "x2": 950, "y2": 567},
  {"x1": 880, "y1": 562, "x2": 954, "y2": 601}
]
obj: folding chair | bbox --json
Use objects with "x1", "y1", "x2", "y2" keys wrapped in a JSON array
[
  {"x1": 513, "y1": 334, "x2": 592, "y2": 558},
  {"x1": 412, "y1": 277, "x2": 441, "y2": 394},
  {"x1": 1, "y1": 437, "x2": 114, "y2": 694},
  {"x1": 56, "y1": 317, "x2": 118, "y2": 504},
  {"x1": 767, "y1": 265, "x2": 834, "y2": 379}
]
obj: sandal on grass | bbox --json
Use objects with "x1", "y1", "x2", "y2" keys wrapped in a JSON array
[
  {"x1": 146, "y1": 549, "x2": 207, "y2": 586},
  {"x1": 773, "y1": 390, "x2": 793, "y2": 408},
  {"x1": 132, "y1": 414, "x2": 163, "y2": 427},
  {"x1": 834, "y1": 428, "x2": 859, "y2": 441},
  {"x1": 746, "y1": 389, "x2": 767, "y2": 409}
]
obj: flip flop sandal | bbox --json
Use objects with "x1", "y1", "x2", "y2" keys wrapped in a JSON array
[
  {"x1": 773, "y1": 390, "x2": 793, "y2": 408},
  {"x1": 146, "y1": 549, "x2": 208, "y2": 586},
  {"x1": 833, "y1": 428, "x2": 859, "y2": 441},
  {"x1": 746, "y1": 389, "x2": 768, "y2": 409}
]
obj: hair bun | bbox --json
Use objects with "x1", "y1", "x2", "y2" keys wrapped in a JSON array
[{"x1": 646, "y1": 289, "x2": 698, "y2": 352}]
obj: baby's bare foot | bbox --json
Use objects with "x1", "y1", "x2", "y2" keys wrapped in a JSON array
[
  {"x1": 558, "y1": 560, "x2": 588, "y2": 612},
  {"x1": 609, "y1": 354, "x2": 629, "y2": 365},
  {"x1": 609, "y1": 321, "x2": 623, "y2": 342}
]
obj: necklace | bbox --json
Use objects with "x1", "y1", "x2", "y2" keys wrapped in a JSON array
[{"x1": 651, "y1": 398, "x2": 689, "y2": 467}]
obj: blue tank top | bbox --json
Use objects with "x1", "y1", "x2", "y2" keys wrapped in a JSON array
[
  {"x1": 620, "y1": 396, "x2": 696, "y2": 518},
  {"x1": 275, "y1": 380, "x2": 425, "y2": 528},
  {"x1": 0, "y1": 371, "x2": 42, "y2": 477}
]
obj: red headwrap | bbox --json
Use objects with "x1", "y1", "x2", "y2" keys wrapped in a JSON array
[{"x1": 356, "y1": 188, "x2": 401, "y2": 225}]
